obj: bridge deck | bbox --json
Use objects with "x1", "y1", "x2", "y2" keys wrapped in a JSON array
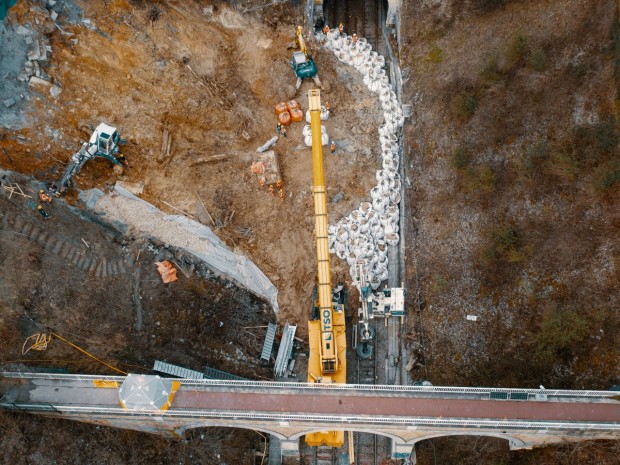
[{"x1": 2, "y1": 376, "x2": 619, "y2": 424}]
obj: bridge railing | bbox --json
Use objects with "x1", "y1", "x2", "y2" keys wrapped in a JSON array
[
  {"x1": 2, "y1": 402, "x2": 619, "y2": 431},
  {"x1": 1, "y1": 371, "x2": 617, "y2": 399}
]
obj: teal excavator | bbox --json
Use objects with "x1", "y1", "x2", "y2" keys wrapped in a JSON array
[{"x1": 290, "y1": 26, "x2": 322, "y2": 90}]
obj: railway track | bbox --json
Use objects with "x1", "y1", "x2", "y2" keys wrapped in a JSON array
[
  {"x1": 315, "y1": 445, "x2": 336, "y2": 465},
  {"x1": 323, "y1": 0, "x2": 385, "y2": 54},
  {"x1": 354, "y1": 318, "x2": 384, "y2": 465}
]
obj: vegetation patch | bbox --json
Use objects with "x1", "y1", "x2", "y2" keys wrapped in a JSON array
[
  {"x1": 533, "y1": 304, "x2": 604, "y2": 365},
  {"x1": 478, "y1": 222, "x2": 533, "y2": 281},
  {"x1": 516, "y1": 140, "x2": 548, "y2": 181},
  {"x1": 425, "y1": 44, "x2": 443, "y2": 64},
  {"x1": 544, "y1": 151, "x2": 579, "y2": 182},
  {"x1": 449, "y1": 90, "x2": 477, "y2": 121},
  {"x1": 573, "y1": 116, "x2": 619, "y2": 169},
  {"x1": 479, "y1": 50, "x2": 505, "y2": 82},
  {"x1": 593, "y1": 159, "x2": 620, "y2": 194}
]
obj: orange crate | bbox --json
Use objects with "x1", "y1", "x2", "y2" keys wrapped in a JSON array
[
  {"x1": 290, "y1": 108, "x2": 303, "y2": 122},
  {"x1": 286, "y1": 99, "x2": 300, "y2": 111},
  {"x1": 278, "y1": 111, "x2": 292, "y2": 126},
  {"x1": 274, "y1": 102, "x2": 288, "y2": 115}
]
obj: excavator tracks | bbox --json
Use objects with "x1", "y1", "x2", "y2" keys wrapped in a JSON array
[{"x1": 2, "y1": 213, "x2": 128, "y2": 278}]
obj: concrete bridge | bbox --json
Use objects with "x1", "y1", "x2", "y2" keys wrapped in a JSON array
[{"x1": 1, "y1": 372, "x2": 619, "y2": 462}]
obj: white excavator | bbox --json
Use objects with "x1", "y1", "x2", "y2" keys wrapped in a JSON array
[{"x1": 50, "y1": 123, "x2": 126, "y2": 196}]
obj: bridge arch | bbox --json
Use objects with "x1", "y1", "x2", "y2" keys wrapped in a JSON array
[
  {"x1": 411, "y1": 432, "x2": 527, "y2": 450},
  {"x1": 174, "y1": 422, "x2": 288, "y2": 441},
  {"x1": 289, "y1": 427, "x2": 405, "y2": 443}
]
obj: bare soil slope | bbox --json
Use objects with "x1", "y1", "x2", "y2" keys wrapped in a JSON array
[{"x1": 1, "y1": 0, "x2": 383, "y2": 333}]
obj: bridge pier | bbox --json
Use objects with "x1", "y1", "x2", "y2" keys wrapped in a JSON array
[
  {"x1": 280, "y1": 438, "x2": 300, "y2": 464},
  {"x1": 391, "y1": 438, "x2": 415, "y2": 463}
]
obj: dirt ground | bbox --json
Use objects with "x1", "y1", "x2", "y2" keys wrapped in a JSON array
[
  {"x1": 0, "y1": 169, "x2": 274, "y2": 463},
  {"x1": 399, "y1": 0, "x2": 619, "y2": 463},
  {"x1": 0, "y1": 0, "x2": 382, "y2": 336},
  {"x1": 1, "y1": 0, "x2": 619, "y2": 464},
  {"x1": 0, "y1": 0, "x2": 385, "y2": 463}
]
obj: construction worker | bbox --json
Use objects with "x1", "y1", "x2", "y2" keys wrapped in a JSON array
[
  {"x1": 115, "y1": 153, "x2": 129, "y2": 167},
  {"x1": 330, "y1": 140, "x2": 336, "y2": 156},
  {"x1": 37, "y1": 205, "x2": 50, "y2": 219},
  {"x1": 38, "y1": 189, "x2": 52, "y2": 204},
  {"x1": 352, "y1": 33, "x2": 358, "y2": 44},
  {"x1": 325, "y1": 101, "x2": 331, "y2": 117},
  {"x1": 276, "y1": 122, "x2": 282, "y2": 135},
  {"x1": 281, "y1": 125, "x2": 287, "y2": 138}
]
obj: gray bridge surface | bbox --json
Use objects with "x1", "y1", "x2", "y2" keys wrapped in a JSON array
[{"x1": 1, "y1": 372, "x2": 619, "y2": 461}]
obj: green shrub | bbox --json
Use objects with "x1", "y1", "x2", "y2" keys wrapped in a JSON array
[
  {"x1": 568, "y1": 62, "x2": 587, "y2": 82},
  {"x1": 471, "y1": 0, "x2": 509, "y2": 12},
  {"x1": 481, "y1": 223, "x2": 531, "y2": 266},
  {"x1": 534, "y1": 305, "x2": 592, "y2": 364},
  {"x1": 477, "y1": 165, "x2": 496, "y2": 192},
  {"x1": 517, "y1": 141, "x2": 548, "y2": 179},
  {"x1": 593, "y1": 159, "x2": 620, "y2": 193},
  {"x1": 573, "y1": 116, "x2": 619, "y2": 167},
  {"x1": 545, "y1": 152, "x2": 578, "y2": 181},
  {"x1": 506, "y1": 31, "x2": 528, "y2": 67},
  {"x1": 450, "y1": 91, "x2": 477, "y2": 121},
  {"x1": 462, "y1": 164, "x2": 496, "y2": 194},
  {"x1": 430, "y1": 274, "x2": 450, "y2": 296},
  {"x1": 451, "y1": 147, "x2": 469, "y2": 170},
  {"x1": 480, "y1": 51, "x2": 505, "y2": 82},
  {"x1": 594, "y1": 117, "x2": 619, "y2": 152},
  {"x1": 425, "y1": 44, "x2": 443, "y2": 64},
  {"x1": 527, "y1": 46, "x2": 547, "y2": 71}
]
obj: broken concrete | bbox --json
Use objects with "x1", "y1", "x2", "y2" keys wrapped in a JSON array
[{"x1": 28, "y1": 75, "x2": 51, "y2": 88}]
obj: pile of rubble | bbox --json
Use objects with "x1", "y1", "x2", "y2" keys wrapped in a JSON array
[{"x1": 1, "y1": 1, "x2": 85, "y2": 114}]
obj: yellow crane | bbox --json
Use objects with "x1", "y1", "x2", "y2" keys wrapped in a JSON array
[{"x1": 305, "y1": 89, "x2": 347, "y2": 448}]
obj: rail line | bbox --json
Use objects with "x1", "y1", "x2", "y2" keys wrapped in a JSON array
[
  {"x1": 355, "y1": 319, "x2": 379, "y2": 465},
  {"x1": 315, "y1": 445, "x2": 336, "y2": 465}
]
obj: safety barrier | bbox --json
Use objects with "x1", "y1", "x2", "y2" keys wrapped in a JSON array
[
  {"x1": 1, "y1": 372, "x2": 617, "y2": 399},
  {"x1": 2, "y1": 402, "x2": 619, "y2": 431}
]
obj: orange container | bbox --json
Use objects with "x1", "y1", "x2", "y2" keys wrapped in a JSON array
[
  {"x1": 278, "y1": 111, "x2": 292, "y2": 126},
  {"x1": 274, "y1": 102, "x2": 288, "y2": 115},
  {"x1": 290, "y1": 107, "x2": 303, "y2": 123},
  {"x1": 286, "y1": 99, "x2": 300, "y2": 112}
]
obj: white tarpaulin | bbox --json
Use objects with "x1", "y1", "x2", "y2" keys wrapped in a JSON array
[{"x1": 80, "y1": 185, "x2": 279, "y2": 312}]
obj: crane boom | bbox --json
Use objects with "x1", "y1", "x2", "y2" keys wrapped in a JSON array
[
  {"x1": 308, "y1": 89, "x2": 337, "y2": 374},
  {"x1": 306, "y1": 89, "x2": 347, "y2": 448}
]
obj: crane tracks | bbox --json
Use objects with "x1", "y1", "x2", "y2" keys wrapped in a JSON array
[{"x1": 2, "y1": 214, "x2": 128, "y2": 278}]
